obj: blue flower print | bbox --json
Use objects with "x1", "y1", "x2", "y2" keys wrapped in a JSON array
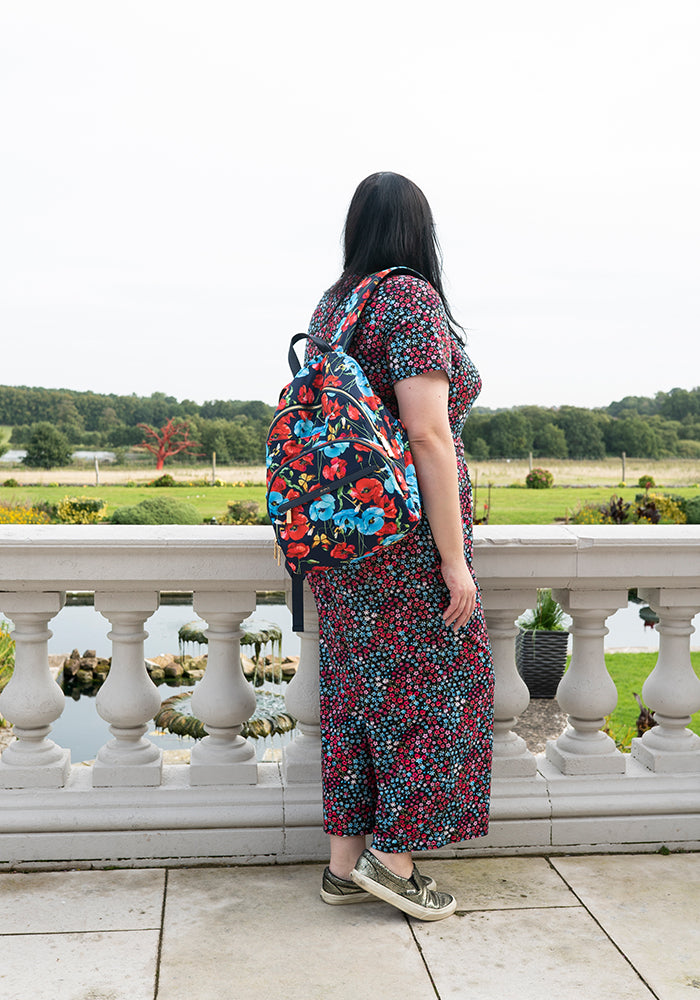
[
  {"x1": 405, "y1": 463, "x2": 418, "y2": 492},
  {"x1": 309, "y1": 494, "x2": 336, "y2": 520},
  {"x1": 294, "y1": 418, "x2": 315, "y2": 438},
  {"x1": 357, "y1": 507, "x2": 385, "y2": 534},
  {"x1": 384, "y1": 473, "x2": 398, "y2": 494},
  {"x1": 333, "y1": 509, "x2": 361, "y2": 531},
  {"x1": 348, "y1": 361, "x2": 373, "y2": 398},
  {"x1": 323, "y1": 441, "x2": 350, "y2": 457},
  {"x1": 268, "y1": 491, "x2": 284, "y2": 516}
]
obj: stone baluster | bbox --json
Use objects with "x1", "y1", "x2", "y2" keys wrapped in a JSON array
[
  {"x1": 481, "y1": 588, "x2": 539, "y2": 778},
  {"x1": 283, "y1": 582, "x2": 321, "y2": 783},
  {"x1": 545, "y1": 589, "x2": 628, "y2": 774},
  {"x1": 632, "y1": 588, "x2": 700, "y2": 772},
  {"x1": 0, "y1": 592, "x2": 71, "y2": 788},
  {"x1": 189, "y1": 591, "x2": 258, "y2": 784},
  {"x1": 93, "y1": 592, "x2": 162, "y2": 786}
]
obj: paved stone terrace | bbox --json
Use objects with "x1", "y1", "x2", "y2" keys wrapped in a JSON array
[{"x1": 1, "y1": 852, "x2": 698, "y2": 999}]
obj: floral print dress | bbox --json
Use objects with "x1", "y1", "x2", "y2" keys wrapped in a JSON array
[{"x1": 305, "y1": 273, "x2": 494, "y2": 853}]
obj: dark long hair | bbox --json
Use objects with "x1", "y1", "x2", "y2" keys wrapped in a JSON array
[{"x1": 337, "y1": 171, "x2": 463, "y2": 338}]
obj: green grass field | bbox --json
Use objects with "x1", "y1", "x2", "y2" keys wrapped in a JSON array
[
  {"x1": 1, "y1": 481, "x2": 698, "y2": 525},
  {"x1": 0, "y1": 483, "x2": 267, "y2": 521},
  {"x1": 471, "y1": 485, "x2": 699, "y2": 525},
  {"x1": 596, "y1": 652, "x2": 700, "y2": 747}
]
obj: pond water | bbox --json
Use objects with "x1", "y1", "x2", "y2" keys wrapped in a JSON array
[
  {"x1": 2, "y1": 599, "x2": 698, "y2": 765},
  {"x1": 0, "y1": 449, "x2": 116, "y2": 463},
  {"x1": 1, "y1": 600, "x2": 299, "y2": 765}
]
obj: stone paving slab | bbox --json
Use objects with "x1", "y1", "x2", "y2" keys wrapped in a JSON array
[
  {"x1": 0, "y1": 929, "x2": 159, "y2": 1000},
  {"x1": 417, "y1": 856, "x2": 578, "y2": 911},
  {"x1": 158, "y1": 864, "x2": 432, "y2": 1000},
  {"x1": 0, "y1": 854, "x2": 697, "y2": 1000},
  {"x1": 552, "y1": 854, "x2": 700, "y2": 1000},
  {"x1": 0, "y1": 868, "x2": 165, "y2": 934},
  {"x1": 413, "y1": 906, "x2": 655, "y2": 999}
]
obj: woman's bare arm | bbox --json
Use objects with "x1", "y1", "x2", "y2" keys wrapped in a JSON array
[{"x1": 394, "y1": 369, "x2": 476, "y2": 630}]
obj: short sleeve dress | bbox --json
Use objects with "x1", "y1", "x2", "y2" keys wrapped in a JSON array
[{"x1": 305, "y1": 273, "x2": 494, "y2": 854}]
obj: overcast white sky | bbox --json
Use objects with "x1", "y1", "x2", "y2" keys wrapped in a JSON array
[{"x1": 1, "y1": 1, "x2": 698, "y2": 412}]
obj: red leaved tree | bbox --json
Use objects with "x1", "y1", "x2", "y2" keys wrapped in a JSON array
[{"x1": 137, "y1": 418, "x2": 203, "y2": 470}]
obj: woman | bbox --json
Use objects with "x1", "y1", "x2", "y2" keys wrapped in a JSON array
[{"x1": 305, "y1": 172, "x2": 494, "y2": 921}]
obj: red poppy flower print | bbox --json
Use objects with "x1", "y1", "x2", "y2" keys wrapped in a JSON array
[
  {"x1": 349, "y1": 477, "x2": 383, "y2": 505},
  {"x1": 287, "y1": 541, "x2": 310, "y2": 558},
  {"x1": 282, "y1": 511, "x2": 310, "y2": 541},
  {"x1": 283, "y1": 440, "x2": 303, "y2": 459},
  {"x1": 347, "y1": 404, "x2": 360, "y2": 421},
  {"x1": 290, "y1": 454, "x2": 314, "y2": 472},
  {"x1": 268, "y1": 423, "x2": 292, "y2": 443},
  {"x1": 330, "y1": 541, "x2": 355, "y2": 558},
  {"x1": 321, "y1": 396, "x2": 342, "y2": 420},
  {"x1": 297, "y1": 384, "x2": 315, "y2": 404},
  {"x1": 360, "y1": 394, "x2": 380, "y2": 411},
  {"x1": 322, "y1": 457, "x2": 347, "y2": 480}
]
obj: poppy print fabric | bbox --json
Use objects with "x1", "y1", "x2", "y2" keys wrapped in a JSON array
[{"x1": 305, "y1": 274, "x2": 494, "y2": 853}]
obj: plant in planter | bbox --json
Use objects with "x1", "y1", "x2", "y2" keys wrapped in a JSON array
[{"x1": 515, "y1": 589, "x2": 569, "y2": 699}]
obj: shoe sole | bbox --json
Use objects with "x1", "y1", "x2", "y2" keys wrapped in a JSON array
[
  {"x1": 320, "y1": 887, "x2": 374, "y2": 905},
  {"x1": 351, "y1": 870, "x2": 456, "y2": 921}
]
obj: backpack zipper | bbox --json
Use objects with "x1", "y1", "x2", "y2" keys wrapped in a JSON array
[{"x1": 277, "y1": 466, "x2": 374, "y2": 515}]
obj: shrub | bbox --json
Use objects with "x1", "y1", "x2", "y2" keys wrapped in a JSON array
[
  {"x1": 601, "y1": 495, "x2": 631, "y2": 524},
  {"x1": 684, "y1": 496, "x2": 700, "y2": 524},
  {"x1": 221, "y1": 500, "x2": 260, "y2": 525},
  {"x1": 147, "y1": 473, "x2": 177, "y2": 488},
  {"x1": 518, "y1": 589, "x2": 567, "y2": 631},
  {"x1": 110, "y1": 497, "x2": 201, "y2": 525},
  {"x1": 2, "y1": 478, "x2": 19, "y2": 488},
  {"x1": 525, "y1": 467, "x2": 554, "y2": 489},
  {"x1": 569, "y1": 502, "x2": 605, "y2": 524},
  {"x1": 637, "y1": 493, "x2": 686, "y2": 525},
  {"x1": 56, "y1": 496, "x2": 107, "y2": 524},
  {"x1": 638, "y1": 474, "x2": 655, "y2": 490},
  {"x1": 21, "y1": 422, "x2": 72, "y2": 469},
  {"x1": 0, "y1": 500, "x2": 51, "y2": 524}
]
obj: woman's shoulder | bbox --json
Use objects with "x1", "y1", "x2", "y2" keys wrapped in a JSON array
[{"x1": 375, "y1": 273, "x2": 443, "y2": 316}]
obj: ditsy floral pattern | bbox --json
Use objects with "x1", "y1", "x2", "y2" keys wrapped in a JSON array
[{"x1": 305, "y1": 274, "x2": 494, "y2": 853}]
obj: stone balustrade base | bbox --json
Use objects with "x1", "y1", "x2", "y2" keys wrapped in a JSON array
[{"x1": 2, "y1": 757, "x2": 700, "y2": 869}]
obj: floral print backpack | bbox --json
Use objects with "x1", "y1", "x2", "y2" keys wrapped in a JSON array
[{"x1": 266, "y1": 267, "x2": 424, "y2": 629}]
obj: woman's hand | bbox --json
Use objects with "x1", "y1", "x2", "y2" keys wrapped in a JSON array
[{"x1": 440, "y1": 558, "x2": 477, "y2": 631}]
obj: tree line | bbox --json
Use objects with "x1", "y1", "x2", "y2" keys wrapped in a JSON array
[
  {"x1": 0, "y1": 386, "x2": 274, "y2": 465},
  {"x1": 1, "y1": 384, "x2": 699, "y2": 465},
  {"x1": 463, "y1": 387, "x2": 700, "y2": 460}
]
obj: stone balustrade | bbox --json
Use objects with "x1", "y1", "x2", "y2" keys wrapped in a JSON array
[{"x1": 1, "y1": 523, "x2": 699, "y2": 868}]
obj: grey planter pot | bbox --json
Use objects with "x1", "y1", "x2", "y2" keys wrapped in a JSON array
[{"x1": 515, "y1": 628, "x2": 569, "y2": 699}]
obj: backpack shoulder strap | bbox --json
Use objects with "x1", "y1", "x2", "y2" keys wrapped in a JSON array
[
  {"x1": 286, "y1": 266, "x2": 426, "y2": 375},
  {"x1": 332, "y1": 266, "x2": 426, "y2": 352}
]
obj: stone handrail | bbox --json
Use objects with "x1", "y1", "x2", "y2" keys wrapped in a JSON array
[{"x1": 1, "y1": 523, "x2": 699, "y2": 867}]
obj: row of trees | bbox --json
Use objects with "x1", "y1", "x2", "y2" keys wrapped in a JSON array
[
  {"x1": 463, "y1": 391, "x2": 700, "y2": 460},
  {"x1": 2, "y1": 384, "x2": 699, "y2": 465},
  {"x1": 2, "y1": 387, "x2": 274, "y2": 466}
]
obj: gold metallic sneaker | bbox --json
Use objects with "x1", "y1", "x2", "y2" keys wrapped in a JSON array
[
  {"x1": 320, "y1": 864, "x2": 437, "y2": 905},
  {"x1": 350, "y1": 849, "x2": 456, "y2": 921}
]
